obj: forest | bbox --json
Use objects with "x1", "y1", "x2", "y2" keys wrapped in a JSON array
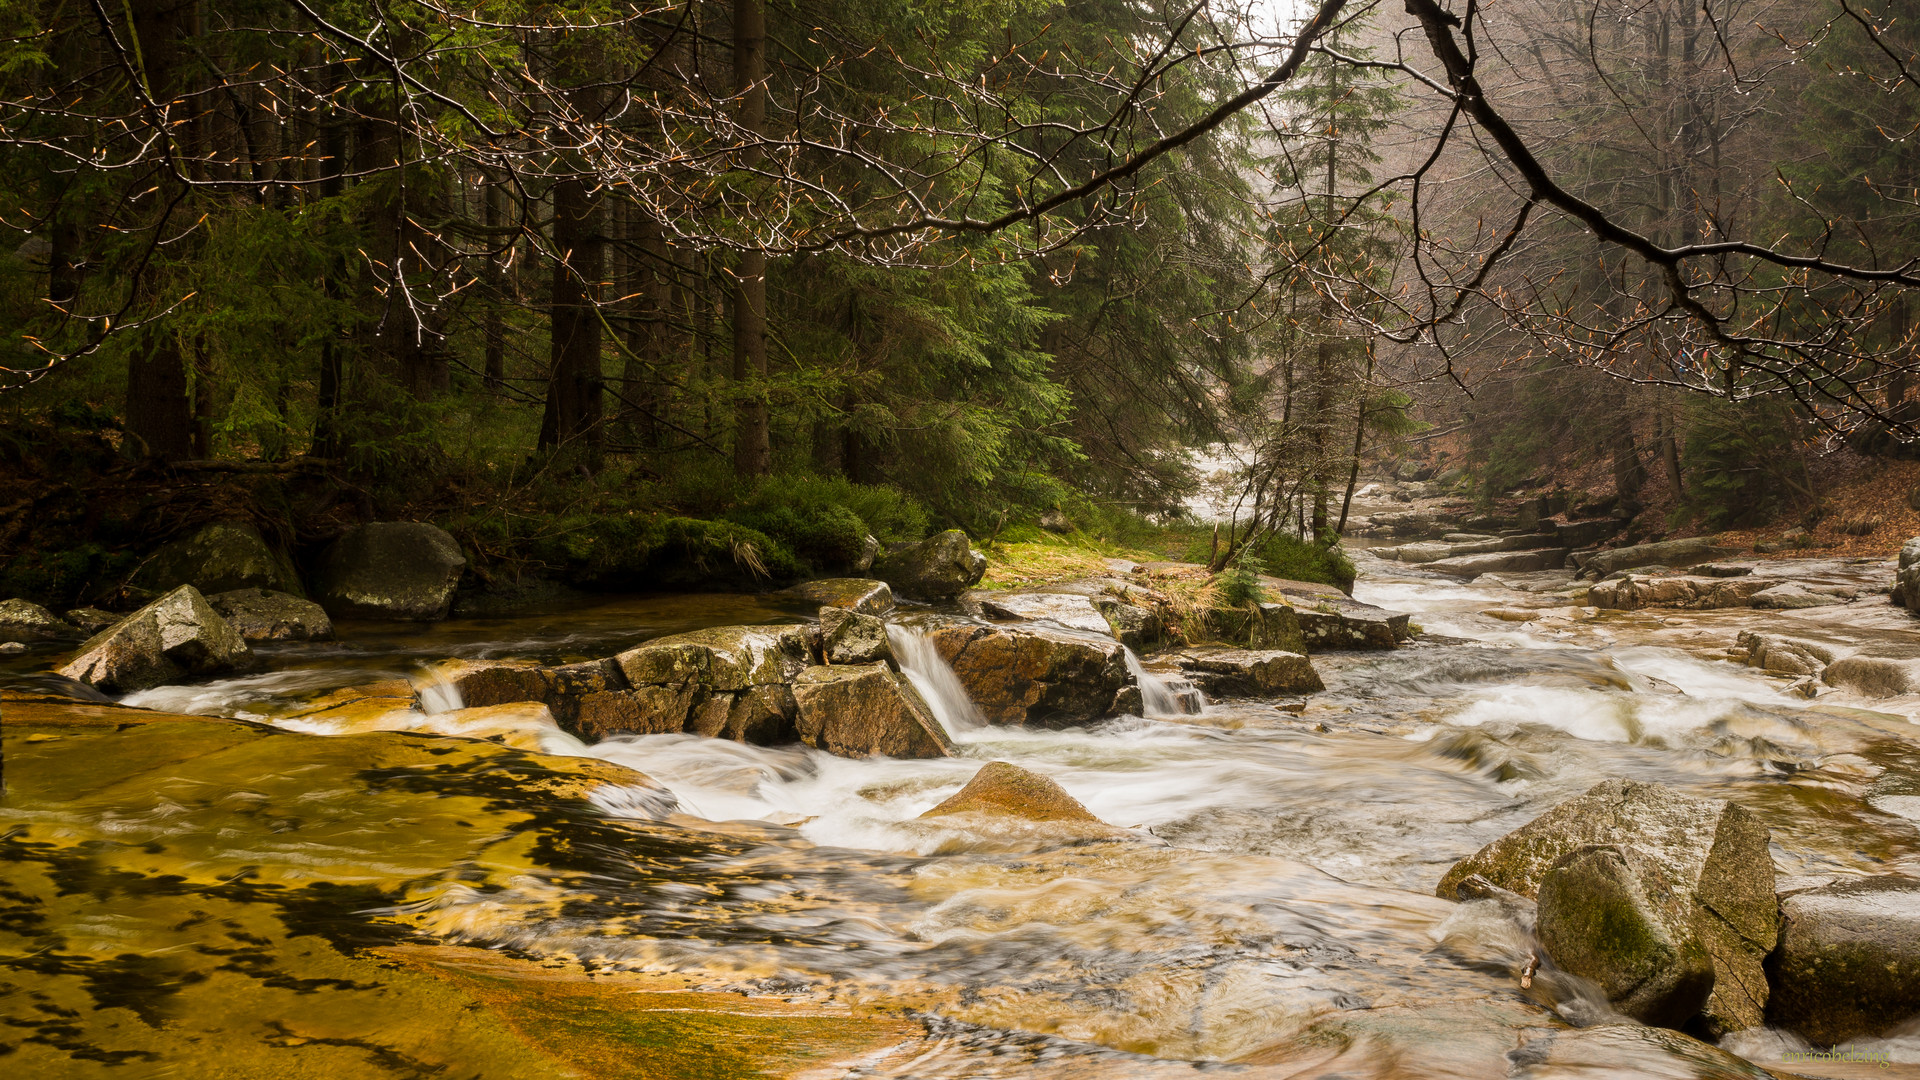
[{"x1": 1, "y1": 0, "x2": 1918, "y2": 604}]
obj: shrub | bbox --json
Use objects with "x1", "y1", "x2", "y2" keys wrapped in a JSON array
[{"x1": 1246, "y1": 532, "x2": 1356, "y2": 592}]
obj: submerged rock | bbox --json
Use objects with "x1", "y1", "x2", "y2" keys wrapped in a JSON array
[
  {"x1": 1766, "y1": 874, "x2": 1920, "y2": 1045},
  {"x1": 1536, "y1": 844, "x2": 1716, "y2": 1027},
  {"x1": 132, "y1": 520, "x2": 298, "y2": 598},
  {"x1": 313, "y1": 522, "x2": 467, "y2": 621},
  {"x1": 819, "y1": 607, "x2": 891, "y2": 665},
  {"x1": 58, "y1": 585, "x2": 253, "y2": 693},
  {"x1": 1178, "y1": 648, "x2": 1323, "y2": 696},
  {"x1": 780, "y1": 577, "x2": 894, "y2": 615},
  {"x1": 208, "y1": 588, "x2": 335, "y2": 641},
  {"x1": 0, "y1": 598, "x2": 73, "y2": 641},
  {"x1": 920, "y1": 761, "x2": 1102, "y2": 823},
  {"x1": 791, "y1": 663, "x2": 951, "y2": 758},
  {"x1": 871, "y1": 530, "x2": 986, "y2": 601},
  {"x1": 1437, "y1": 778, "x2": 1778, "y2": 1034},
  {"x1": 922, "y1": 620, "x2": 1128, "y2": 728}
]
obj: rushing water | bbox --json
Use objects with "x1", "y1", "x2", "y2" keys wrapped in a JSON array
[{"x1": 9, "y1": 562, "x2": 1920, "y2": 1077}]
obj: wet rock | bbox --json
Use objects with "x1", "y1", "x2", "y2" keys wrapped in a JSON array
[
  {"x1": 1290, "y1": 596, "x2": 1410, "y2": 649},
  {"x1": 1536, "y1": 844, "x2": 1716, "y2": 1027},
  {"x1": 1588, "y1": 575, "x2": 1771, "y2": 611},
  {"x1": 58, "y1": 585, "x2": 254, "y2": 693},
  {"x1": 0, "y1": 641, "x2": 25, "y2": 655},
  {"x1": 132, "y1": 520, "x2": 298, "y2": 598},
  {"x1": 207, "y1": 588, "x2": 334, "y2": 641},
  {"x1": 870, "y1": 529, "x2": 986, "y2": 601},
  {"x1": 1747, "y1": 582, "x2": 1852, "y2": 610},
  {"x1": 444, "y1": 657, "x2": 626, "y2": 729},
  {"x1": 584, "y1": 625, "x2": 814, "y2": 743},
  {"x1": 313, "y1": 522, "x2": 467, "y2": 621},
  {"x1": 1766, "y1": 874, "x2": 1920, "y2": 1045},
  {"x1": 1892, "y1": 537, "x2": 1920, "y2": 608},
  {"x1": 1248, "y1": 602, "x2": 1307, "y2": 652},
  {"x1": 1178, "y1": 648, "x2": 1324, "y2": 696},
  {"x1": 1506, "y1": 1025, "x2": 1776, "y2": 1080},
  {"x1": 920, "y1": 760, "x2": 1101, "y2": 823},
  {"x1": 1109, "y1": 685, "x2": 1144, "y2": 715},
  {"x1": 1581, "y1": 537, "x2": 1739, "y2": 579},
  {"x1": 278, "y1": 679, "x2": 417, "y2": 726},
  {"x1": 615, "y1": 624, "x2": 813, "y2": 692},
  {"x1": 0, "y1": 598, "x2": 73, "y2": 641},
  {"x1": 1736, "y1": 632, "x2": 1838, "y2": 677},
  {"x1": 977, "y1": 591, "x2": 1112, "y2": 635},
  {"x1": 1388, "y1": 540, "x2": 1453, "y2": 563},
  {"x1": 1427, "y1": 549, "x2": 1569, "y2": 579},
  {"x1": 63, "y1": 607, "x2": 119, "y2": 634},
  {"x1": 791, "y1": 663, "x2": 951, "y2": 758},
  {"x1": 819, "y1": 606, "x2": 891, "y2": 665},
  {"x1": 921, "y1": 620, "x2": 1129, "y2": 728},
  {"x1": 1822, "y1": 654, "x2": 1920, "y2": 697},
  {"x1": 1437, "y1": 778, "x2": 1779, "y2": 1034},
  {"x1": 779, "y1": 577, "x2": 894, "y2": 615},
  {"x1": 1093, "y1": 597, "x2": 1162, "y2": 650}
]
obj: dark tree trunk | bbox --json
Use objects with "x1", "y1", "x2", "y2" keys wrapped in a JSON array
[
  {"x1": 731, "y1": 0, "x2": 771, "y2": 477},
  {"x1": 539, "y1": 177, "x2": 604, "y2": 461},
  {"x1": 483, "y1": 178, "x2": 507, "y2": 393}
]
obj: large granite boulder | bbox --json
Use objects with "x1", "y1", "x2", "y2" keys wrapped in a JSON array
[
  {"x1": 1581, "y1": 537, "x2": 1738, "y2": 580},
  {"x1": 819, "y1": 606, "x2": 891, "y2": 665},
  {"x1": 0, "y1": 598, "x2": 74, "y2": 641},
  {"x1": 63, "y1": 607, "x2": 119, "y2": 634},
  {"x1": 313, "y1": 522, "x2": 467, "y2": 621},
  {"x1": 572, "y1": 625, "x2": 814, "y2": 743},
  {"x1": 920, "y1": 760, "x2": 1102, "y2": 823},
  {"x1": 1437, "y1": 778, "x2": 1779, "y2": 1034},
  {"x1": 1093, "y1": 596, "x2": 1163, "y2": 650},
  {"x1": 207, "y1": 588, "x2": 334, "y2": 641},
  {"x1": 1178, "y1": 648, "x2": 1323, "y2": 696},
  {"x1": 132, "y1": 520, "x2": 298, "y2": 598},
  {"x1": 1536, "y1": 844, "x2": 1716, "y2": 1028},
  {"x1": 921, "y1": 620, "x2": 1128, "y2": 728},
  {"x1": 779, "y1": 577, "x2": 894, "y2": 615},
  {"x1": 790, "y1": 663, "x2": 951, "y2": 758},
  {"x1": 871, "y1": 530, "x2": 986, "y2": 601},
  {"x1": 1767, "y1": 874, "x2": 1920, "y2": 1045},
  {"x1": 58, "y1": 586, "x2": 253, "y2": 693},
  {"x1": 1248, "y1": 602, "x2": 1307, "y2": 652}
]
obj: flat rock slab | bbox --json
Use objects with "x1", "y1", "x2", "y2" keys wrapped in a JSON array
[
  {"x1": 975, "y1": 591, "x2": 1113, "y2": 635},
  {"x1": 1427, "y1": 549, "x2": 1569, "y2": 579},
  {"x1": 779, "y1": 578, "x2": 894, "y2": 615},
  {"x1": 1178, "y1": 648, "x2": 1323, "y2": 696},
  {"x1": 1582, "y1": 538, "x2": 1741, "y2": 579},
  {"x1": 1287, "y1": 596, "x2": 1410, "y2": 650},
  {"x1": 1767, "y1": 874, "x2": 1920, "y2": 1045}
]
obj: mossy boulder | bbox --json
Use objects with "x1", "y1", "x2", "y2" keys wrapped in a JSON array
[
  {"x1": 132, "y1": 520, "x2": 298, "y2": 599},
  {"x1": 791, "y1": 663, "x2": 951, "y2": 758},
  {"x1": 1536, "y1": 844, "x2": 1716, "y2": 1028},
  {"x1": 207, "y1": 588, "x2": 334, "y2": 641},
  {"x1": 780, "y1": 577, "x2": 894, "y2": 615},
  {"x1": 1437, "y1": 778, "x2": 1779, "y2": 1034},
  {"x1": 58, "y1": 585, "x2": 253, "y2": 693},
  {"x1": 871, "y1": 529, "x2": 986, "y2": 601},
  {"x1": 920, "y1": 761, "x2": 1101, "y2": 824},
  {"x1": 313, "y1": 522, "x2": 467, "y2": 621},
  {"x1": 0, "y1": 597, "x2": 74, "y2": 641},
  {"x1": 1767, "y1": 874, "x2": 1920, "y2": 1045},
  {"x1": 819, "y1": 607, "x2": 891, "y2": 665}
]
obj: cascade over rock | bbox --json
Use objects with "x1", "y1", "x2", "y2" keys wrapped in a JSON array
[{"x1": 918, "y1": 618, "x2": 1128, "y2": 728}]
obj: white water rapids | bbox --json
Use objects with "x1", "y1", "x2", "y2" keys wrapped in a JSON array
[{"x1": 101, "y1": 565, "x2": 1920, "y2": 1075}]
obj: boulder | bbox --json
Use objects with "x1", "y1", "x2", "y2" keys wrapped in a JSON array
[
  {"x1": 780, "y1": 577, "x2": 894, "y2": 615},
  {"x1": 0, "y1": 642, "x2": 25, "y2": 655},
  {"x1": 921, "y1": 620, "x2": 1129, "y2": 728},
  {"x1": 1737, "y1": 632, "x2": 1838, "y2": 678},
  {"x1": 1388, "y1": 540, "x2": 1453, "y2": 563},
  {"x1": 819, "y1": 606, "x2": 891, "y2": 665},
  {"x1": 1437, "y1": 778, "x2": 1779, "y2": 1034},
  {"x1": 1536, "y1": 844, "x2": 1716, "y2": 1027},
  {"x1": 1582, "y1": 537, "x2": 1739, "y2": 579},
  {"x1": 132, "y1": 520, "x2": 297, "y2": 598},
  {"x1": 0, "y1": 598, "x2": 73, "y2": 641},
  {"x1": 63, "y1": 608, "x2": 119, "y2": 634},
  {"x1": 920, "y1": 760, "x2": 1102, "y2": 823},
  {"x1": 1248, "y1": 602, "x2": 1306, "y2": 653},
  {"x1": 977, "y1": 591, "x2": 1112, "y2": 635},
  {"x1": 1427, "y1": 549, "x2": 1568, "y2": 579},
  {"x1": 312, "y1": 522, "x2": 467, "y2": 621},
  {"x1": 1892, "y1": 537, "x2": 1920, "y2": 608},
  {"x1": 1748, "y1": 582, "x2": 1852, "y2": 610},
  {"x1": 870, "y1": 529, "x2": 987, "y2": 601},
  {"x1": 443, "y1": 657, "x2": 627, "y2": 729},
  {"x1": 584, "y1": 624, "x2": 815, "y2": 742},
  {"x1": 1767, "y1": 874, "x2": 1920, "y2": 1045},
  {"x1": 790, "y1": 663, "x2": 951, "y2": 758},
  {"x1": 207, "y1": 588, "x2": 334, "y2": 641},
  {"x1": 58, "y1": 585, "x2": 253, "y2": 693},
  {"x1": 1093, "y1": 597, "x2": 1162, "y2": 650},
  {"x1": 1290, "y1": 596, "x2": 1409, "y2": 649},
  {"x1": 1822, "y1": 654, "x2": 1920, "y2": 697},
  {"x1": 1178, "y1": 648, "x2": 1324, "y2": 696},
  {"x1": 1588, "y1": 575, "x2": 1771, "y2": 611}
]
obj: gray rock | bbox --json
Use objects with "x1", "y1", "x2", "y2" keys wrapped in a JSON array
[
  {"x1": 1437, "y1": 778, "x2": 1779, "y2": 1034},
  {"x1": 1178, "y1": 648, "x2": 1323, "y2": 696},
  {"x1": 1427, "y1": 549, "x2": 1569, "y2": 579},
  {"x1": 977, "y1": 591, "x2": 1112, "y2": 635},
  {"x1": 1894, "y1": 538, "x2": 1920, "y2": 608},
  {"x1": 0, "y1": 598, "x2": 74, "y2": 641},
  {"x1": 0, "y1": 641, "x2": 26, "y2": 655},
  {"x1": 207, "y1": 588, "x2": 334, "y2": 641},
  {"x1": 870, "y1": 529, "x2": 987, "y2": 601},
  {"x1": 1589, "y1": 575, "x2": 1771, "y2": 611},
  {"x1": 1536, "y1": 844, "x2": 1716, "y2": 1028},
  {"x1": 780, "y1": 577, "x2": 894, "y2": 615},
  {"x1": 1748, "y1": 582, "x2": 1851, "y2": 610},
  {"x1": 1737, "y1": 632, "x2": 1837, "y2": 677},
  {"x1": 58, "y1": 585, "x2": 253, "y2": 693},
  {"x1": 1582, "y1": 537, "x2": 1740, "y2": 579},
  {"x1": 441, "y1": 657, "x2": 626, "y2": 730},
  {"x1": 1093, "y1": 597, "x2": 1162, "y2": 650},
  {"x1": 1039, "y1": 509, "x2": 1073, "y2": 534},
  {"x1": 615, "y1": 624, "x2": 812, "y2": 692},
  {"x1": 1388, "y1": 540, "x2": 1453, "y2": 563},
  {"x1": 581, "y1": 624, "x2": 814, "y2": 744},
  {"x1": 820, "y1": 606, "x2": 891, "y2": 665},
  {"x1": 313, "y1": 522, "x2": 467, "y2": 621},
  {"x1": 920, "y1": 618, "x2": 1129, "y2": 728},
  {"x1": 1248, "y1": 602, "x2": 1306, "y2": 652},
  {"x1": 1767, "y1": 874, "x2": 1920, "y2": 1045},
  {"x1": 132, "y1": 521, "x2": 298, "y2": 598},
  {"x1": 1290, "y1": 596, "x2": 1410, "y2": 649},
  {"x1": 791, "y1": 663, "x2": 951, "y2": 758},
  {"x1": 63, "y1": 607, "x2": 120, "y2": 634},
  {"x1": 854, "y1": 534, "x2": 880, "y2": 575}
]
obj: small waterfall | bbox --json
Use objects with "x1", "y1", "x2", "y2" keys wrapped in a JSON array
[
  {"x1": 1124, "y1": 647, "x2": 1204, "y2": 718},
  {"x1": 886, "y1": 623, "x2": 985, "y2": 735},
  {"x1": 413, "y1": 666, "x2": 465, "y2": 715}
]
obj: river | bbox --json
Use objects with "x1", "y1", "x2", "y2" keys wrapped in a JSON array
[{"x1": 5, "y1": 555, "x2": 1919, "y2": 1078}]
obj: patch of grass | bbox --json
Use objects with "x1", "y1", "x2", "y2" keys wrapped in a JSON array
[{"x1": 977, "y1": 541, "x2": 1122, "y2": 591}]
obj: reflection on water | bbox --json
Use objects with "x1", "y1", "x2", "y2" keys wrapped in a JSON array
[{"x1": 7, "y1": 571, "x2": 1920, "y2": 1076}]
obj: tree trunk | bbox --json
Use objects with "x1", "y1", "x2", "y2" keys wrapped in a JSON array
[
  {"x1": 483, "y1": 177, "x2": 507, "y2": 393},
  {"x1": 538, "y1": 177, "x2": 604, "y2": 463},
  {"x1": 731, "y1": 0, "x2": 771, "y2": 477}
]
